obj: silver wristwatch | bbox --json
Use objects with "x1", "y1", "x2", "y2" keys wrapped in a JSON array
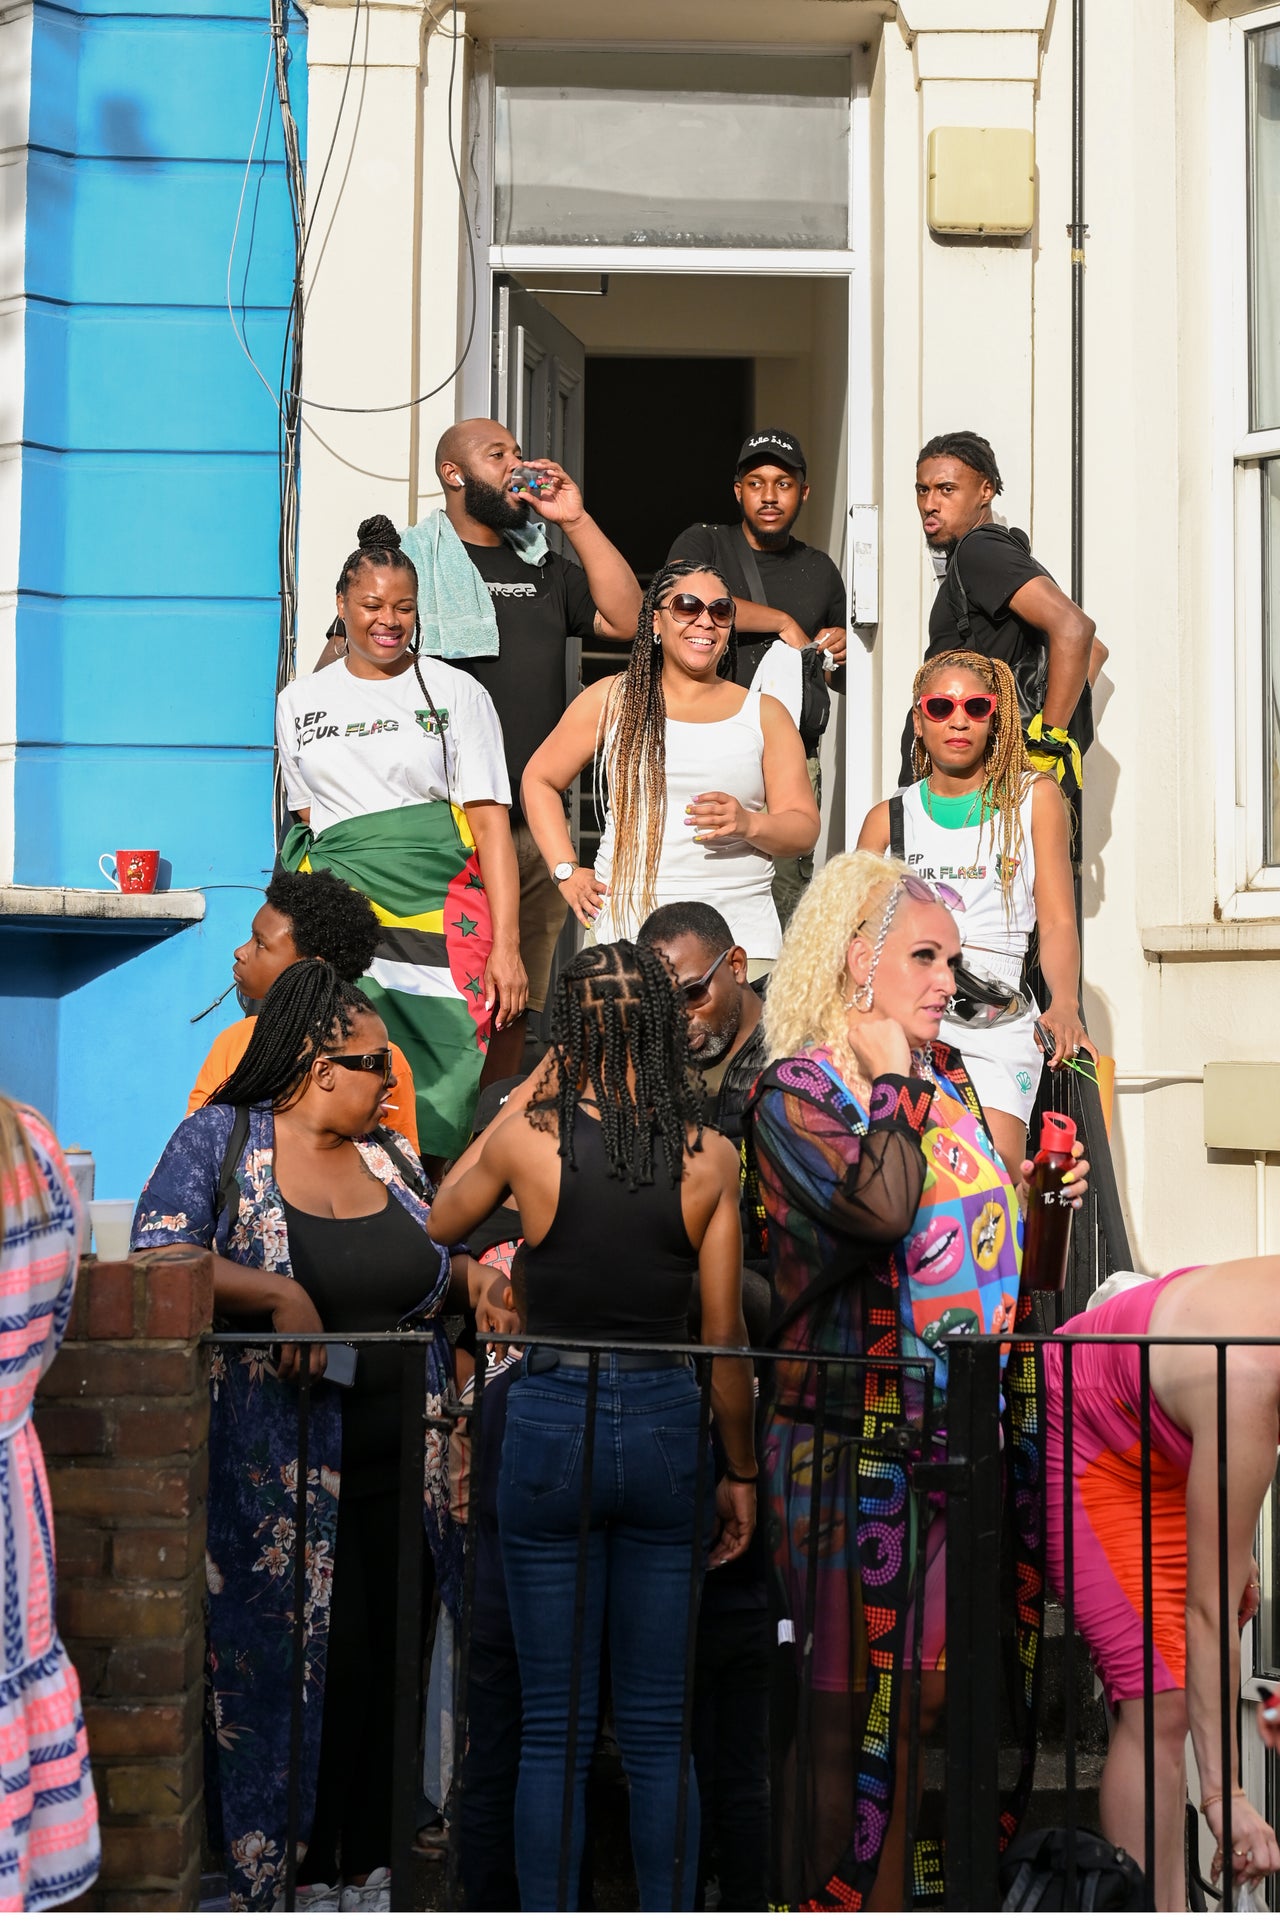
[{"x1": 552, "y1": 860, "x2": 575, "y2": 883}]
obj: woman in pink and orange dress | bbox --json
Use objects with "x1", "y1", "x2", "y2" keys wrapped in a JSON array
[{"x1": 0, "y1": 1095, "x2": 100, "y2": 1910}]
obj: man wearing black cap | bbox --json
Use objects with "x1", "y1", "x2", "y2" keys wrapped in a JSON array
[{"x1": 668, "y1": 429, "x2": 848, "y2": 920}]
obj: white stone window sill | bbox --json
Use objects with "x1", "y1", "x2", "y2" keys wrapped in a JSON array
[
  {"x1": 1141, "y1": 921, "x2": 1280, "y2": 959},
  {"x1": 0, "y1": 886, "x2": 206, "y2": 930}
]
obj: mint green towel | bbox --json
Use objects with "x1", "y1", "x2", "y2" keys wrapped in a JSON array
[{"x1": 400, "y1": 509, "x2": 548, "y2": 660}]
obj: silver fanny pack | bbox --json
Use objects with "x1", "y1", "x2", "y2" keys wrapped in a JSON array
[{"x1": 949, "y1": 959, "x2": 1032, "y2": 1030}]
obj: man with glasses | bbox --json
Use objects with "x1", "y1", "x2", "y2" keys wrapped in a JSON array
[
  {"x1": 668, "y1": 430, "x2": 848, "y2": 924},
  {"x1": 637, "y1": 900, "x2": 766, "y2": 1171}
]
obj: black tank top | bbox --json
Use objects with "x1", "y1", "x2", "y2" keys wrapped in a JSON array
[
  {"x1": 522, "y1": 1110, "x2": 697, "y2": 1346},
  {"x1": 282, "y1": 1189, "x2": 438, "y2": 1492}
]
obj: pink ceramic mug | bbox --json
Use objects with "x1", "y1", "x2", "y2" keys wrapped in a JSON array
[{"x1": 99, "y1": 850, "x2": 159, "y2": 894}]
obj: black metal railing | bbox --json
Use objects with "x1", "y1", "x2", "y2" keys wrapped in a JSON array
[
  {"x1": 196, "y1": 1309, "x2": 1262, "y2": 1911},
  {"x1": 949, "y1": 1327, "x2": 1280, "y2": 1914}
]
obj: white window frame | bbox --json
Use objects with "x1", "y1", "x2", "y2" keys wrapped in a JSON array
[{"x1": 1212, "y1": 3, "x2": 1280, "y2": 918}]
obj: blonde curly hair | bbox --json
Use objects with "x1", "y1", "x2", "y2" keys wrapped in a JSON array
[{"x1": 764, "y1": 851, "x2": 909, "y2": 1082}]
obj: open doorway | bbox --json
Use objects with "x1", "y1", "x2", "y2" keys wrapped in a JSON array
[{"x1": 493, "y1": 271, "x2": 852, "y2": 1017}]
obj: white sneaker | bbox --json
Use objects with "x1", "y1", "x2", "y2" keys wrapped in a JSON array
[
  {"x1": 275, "y1": 1883, "x2": 341, "y2": 1913},
  {"x1": 339, "y1": 1869, "x2": 391, "y2": 1913}
]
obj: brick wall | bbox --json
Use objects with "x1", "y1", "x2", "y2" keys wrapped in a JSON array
[{"x1": 37, "y1": 1253, "x2": 213, "y2": 1911}]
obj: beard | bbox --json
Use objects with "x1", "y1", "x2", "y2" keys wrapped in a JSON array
[
  {"x1": 688, "y1": 1003, "x2": 742, "y2": 1068},
  {"x1": 463, "y1": 472, "x2": 530, "y2": 533}
]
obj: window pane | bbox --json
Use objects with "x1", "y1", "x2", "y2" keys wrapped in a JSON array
[
  {"x1": 494, "y1": 50, "x2": 850, "y2": 250},
  {"x1": 1265, "y1": 460, "x2": 1280, "y2": 864},
  {"x1": 1248, "y1": 28, "x2": 1280, "y2": 432}
]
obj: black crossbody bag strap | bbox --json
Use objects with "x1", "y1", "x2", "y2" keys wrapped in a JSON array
[
  {"x1": 731, "y1": 524, "x2": 768, "y2": 606},
  {"x1": 370, "y1": 1125, "x2": 434, "y2": 1204},
  {"x1": 888, "y1": 793, "x2": 906, "y2": 861},
  {"x1": 215, "y1": 1105, "x2": 252, "y2": 1227}
]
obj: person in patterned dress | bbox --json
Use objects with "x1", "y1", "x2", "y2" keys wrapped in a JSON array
[
  {"x1": 747, "y1": 852, "x2": 1087, "y2": 1910},
  {"x1": 132, "y1": 963, "x2": 510, "y2": 1910},
  {"x1": 0, "y1": 1096, "x2": 100, "y2": 1910}
]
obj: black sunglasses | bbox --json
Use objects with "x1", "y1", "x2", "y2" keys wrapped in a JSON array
[
  {"x1": 321, "y1": 1048, "x2": 394, "y2": 1083},
  {"x1": 659, "y1": 593, "x2": 736, "y2": 626},
  {"x1": 680, "y1": 948, "x2": 732, "y2": 1008}
]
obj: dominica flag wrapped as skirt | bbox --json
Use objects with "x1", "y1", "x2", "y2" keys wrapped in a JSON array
[{"x1": 280, "y1": 800, "x2": 492, "y2": 1159}]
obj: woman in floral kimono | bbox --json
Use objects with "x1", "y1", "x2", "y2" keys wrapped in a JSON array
[{"x1": 133, "y1": 961, "x2": 509, "y2": 1911}]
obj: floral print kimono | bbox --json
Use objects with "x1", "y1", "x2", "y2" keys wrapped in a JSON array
[{"x1": 132, "y1": 1104, "x2": 457, "y2": 1910}]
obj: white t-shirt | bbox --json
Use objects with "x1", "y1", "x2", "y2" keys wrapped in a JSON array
[{"x1": 276, "y1": 655, "x2": 511, "y2": 835}]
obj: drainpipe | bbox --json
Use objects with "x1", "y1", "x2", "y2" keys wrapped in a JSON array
[
  {"x1": 1070, "y1": 0, "x2": 1086, "y2": 924},
  {"x1": 1070, "y1": 0, "x2": 1085, "y2": 607}
]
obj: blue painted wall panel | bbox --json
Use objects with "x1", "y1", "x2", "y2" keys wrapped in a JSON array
[
  {"x1": 24, "y1": 302, "x2": 292, "y2": 453},
  {"x1": 33, "y1": 17, "x2": 295, "y2": 164},
  {"x1": 11, "y1": 0, "x2": 306, "y2": 1195},
  {"x1": 24, "y1": 153, "x2": 298, "y2": 307},
  {"x1": 19, "y1": 449, "x2": 283, "y2": 598},
  {"x1": 14, "y1": 748, "x2": 275, "y2": 889},
  {"x1": 16, "y1": 598, "x2": 280, "y2": 745}
]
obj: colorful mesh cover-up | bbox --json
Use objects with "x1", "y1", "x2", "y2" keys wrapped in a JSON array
[
  {"x1": 0, "y1": 1114, "x2": 100, "y2": 1910},
  {"x1": 749, "y1": 1044, "x2": 1043, "y2": 1909}
]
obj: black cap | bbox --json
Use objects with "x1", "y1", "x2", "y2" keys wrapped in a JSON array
[
  {"x1": 736, "y1": 429, "x2": 806, "y2": 477},
  {"x1": 470, "y1": 1076, "x2": 524, "y2": 1140}
]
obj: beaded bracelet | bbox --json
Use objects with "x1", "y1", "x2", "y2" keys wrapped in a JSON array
[{"x1": 1200, "y1": 1789, "x2": 1247, "y2": 1815}]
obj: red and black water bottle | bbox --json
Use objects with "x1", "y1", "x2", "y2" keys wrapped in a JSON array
[{"x1": 1021, "y1": 1110, "x2": 1077, "y2": 1292}]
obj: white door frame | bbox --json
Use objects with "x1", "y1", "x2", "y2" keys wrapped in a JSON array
[{"x1": 461, "y1": 38, "x2": 879, "y2": 853}]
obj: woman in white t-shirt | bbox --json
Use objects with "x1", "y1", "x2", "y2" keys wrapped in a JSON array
[
  {"x1": 276, "y1": 515, "x2": 525, "y2": 1161},
  {"x1": 857, "y1": 650, "x2": 1092, "y2": 1178},
  {"x1": 521, "y1": 561, "x2": 819, "y2": 973}
]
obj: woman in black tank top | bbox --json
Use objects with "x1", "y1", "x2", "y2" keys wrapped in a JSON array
[{"x1": 430, "y1": 942, "x2": 756, "y2": 1911}]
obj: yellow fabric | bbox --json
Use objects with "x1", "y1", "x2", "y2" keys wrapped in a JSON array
[
  {"x1": 1025, "y1": 711, "x2": 1083, "y2": 790},
  {"x1": 186, "y1": 1015, "x2": 420, "y2": 1152}
]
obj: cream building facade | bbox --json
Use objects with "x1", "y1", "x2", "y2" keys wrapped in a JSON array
[{"x1": 294, "y1": 0, "x2": 1280, "y2": 1277}]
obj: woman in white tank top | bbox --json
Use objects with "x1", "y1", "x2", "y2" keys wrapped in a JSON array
[
  {"x1": 522, "y1": 562, "x2": 820, "y2": 966},
  {"x1": 857, "y1": 651, "x2": 1092, "y2": 1177}
]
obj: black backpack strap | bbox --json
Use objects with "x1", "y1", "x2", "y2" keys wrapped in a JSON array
[
  {"x1": 370, "y1": 1125, "x2": 434, "y2": 1204},
  {"x1": 215, "y1": 1105, "x2": 252, "y2": 1227},
  {"x1": 888, "y1": 793, "x2": 906, "y2": 861}
]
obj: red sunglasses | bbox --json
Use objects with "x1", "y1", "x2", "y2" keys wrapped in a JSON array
[{"x1": 919, "y1": 693, "x2": 998, "y2": 723}]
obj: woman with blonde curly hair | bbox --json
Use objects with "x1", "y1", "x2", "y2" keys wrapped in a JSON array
[
  {"x1": 747, "y1": 852, "x2": 1088, "y2": 1909},
  {"x1": 857, "y1": 650, "x2": 1091, "y2": 1176}
]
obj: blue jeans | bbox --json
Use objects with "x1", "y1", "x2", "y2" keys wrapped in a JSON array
[{"x1": 497, "y1": 1359, "x2": 711, "y2": 1911}]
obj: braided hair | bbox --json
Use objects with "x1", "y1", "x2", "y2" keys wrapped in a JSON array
[
  {"x1": 916, "y1": 430, "x2": 1003, "y2": 496},
  {"x1": 529, "y1": 940, "x2": 703, "y2": 1189},
  {"x1": 910, "y1": 651, "x2": 1032, "y2": 916},
  {"x1": 209, "y1": 960, "x2": 372, "y2": 1112},
  {"x1": 600, "y1": 560, "x2": 738, "y2": 927},
  {"x1": 335, "y1": 514, "x2": 418, "y2": 598}
]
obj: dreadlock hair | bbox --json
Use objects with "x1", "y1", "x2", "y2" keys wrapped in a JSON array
[
  {"x1": 335, "y1": 514, "x2": 418, "y2": 598},
  {"x1": 910, "y1": 651, "x2": 1033, "y2": 917},
  {"x1": 529, "y1": 940, "x2": 704, "y2": 1190},
  {"x1": 209, "y1": 960, "x2": 372, "y2": 1112},
  {"x1": 916, "y1": 430, "x2": 1003, "y2": 495},
  {"x1": 263, "y1": 869, "x2": 382, "y2": 983},
  {"x1": 0, "y1": 1096, "x2": 52, "y2": 1251},
  {"x1": 600, "y1": 559, "x2": 738, "y2": 927}
]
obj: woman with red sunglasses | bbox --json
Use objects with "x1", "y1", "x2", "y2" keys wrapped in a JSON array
[
  {"x1": 522, "y1": 560, "x2": 820, "y2": 975},
  {"x1": 857, "y1": 651, "x2": 1092, "y2": 1178}
]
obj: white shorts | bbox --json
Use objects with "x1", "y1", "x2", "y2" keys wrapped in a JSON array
[{"x1": 939, "y1": 1006, "x2": 1045, "y2": 1127}]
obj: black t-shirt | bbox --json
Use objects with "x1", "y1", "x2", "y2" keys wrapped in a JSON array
[
  {"x1": 457, "y1": 543, "x2": 598, "y2": 823},
  {"x1": 924, "y1": 524, "x2": 1049, "y2": 665},
  {"x1": 670, "y1": 522, "x2": 846, "y2": 643}
]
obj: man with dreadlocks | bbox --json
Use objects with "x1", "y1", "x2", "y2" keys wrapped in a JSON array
[
  {"x1": 900, "y1": 430, "x2": 1108, "y2": 805},
  {"x1": 862, "y1": 651, "x2": 1092, "y2": 1178},
  {"x1": 428, "y1": 940, "x2": 755, "y2": 1911}
]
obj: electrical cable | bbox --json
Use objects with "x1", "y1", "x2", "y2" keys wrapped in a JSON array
[{"x1": 227, "y1": 0, "x2": 477, "y2": 421}]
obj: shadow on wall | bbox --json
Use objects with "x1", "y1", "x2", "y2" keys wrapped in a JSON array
[{"x1": 95, "y1": 95, "x2": 157, "y2": 157}]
